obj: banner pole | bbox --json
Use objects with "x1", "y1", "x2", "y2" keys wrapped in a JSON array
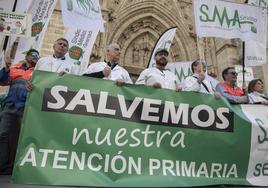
[
  {"x1": 242, "y1": 0, "x2": 248, "y2": 89},
  {"x1": 242, "y1": 41, "x2": 246, "y2": 87},
  {"x1": 196, "y1": 36, "x2": 207, "y2": 75}
]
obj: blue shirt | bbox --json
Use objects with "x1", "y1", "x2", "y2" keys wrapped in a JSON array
[
  {"x1": 0, "y1": 68, "x2": 29, "y2": 109},
  {"x1": 215, "y1": 82, "x2": 247, "y2": 104}
]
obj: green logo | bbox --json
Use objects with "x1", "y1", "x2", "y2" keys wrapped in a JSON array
[
  {"x1": 174, "y1": 68, "x2": 192, "y2": 82},
  {"x1": 199, "y1": 4, "x2": 257, "y2": 32},
  {"x1": 68, "y1": 46, "x2": 84, "y2": 65},
  {"x1": 31, "y1": 22, "x2": 44, "y2": 37}
]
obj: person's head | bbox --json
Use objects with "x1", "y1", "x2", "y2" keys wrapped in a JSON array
[
  {"x1": 15, "y1": 21, "x2": 22, "y2": 27},
  {"x1": 248, "y1": 79, "x2": 264, "y2": 93},
  {"x1": 106, "y1": 43, "x2": 121, "y2": 63},
  {"x1": 25, "y1": 49, "x2": 39, "y2": 66},
  {"x1": 53, "y1": 38, "x2": 69, "y2": 58},
  {"x1": 222, "y1": 67, "x2": 237, "y2": 84},
  {"x1": 0, "y1": 17, "x2": 4, "y2": 25},
  {"x1": 191, "y1": 60, "x2": 206, "y2": 73},
  {"x1": 154, "y1": 48, "x2": 169, "y2": 68}
]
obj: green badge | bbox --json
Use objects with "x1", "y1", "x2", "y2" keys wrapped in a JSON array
[
  {"x1": 69, "y1": 46, "x2": 84, "y2": 60},
  {"x1": 31, "y1": 22, "x2": 44, "y2": 37}
]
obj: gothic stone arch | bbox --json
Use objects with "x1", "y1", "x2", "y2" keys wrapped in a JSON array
[{"x1": 105, "y1": 1, "x2": 197, "y2": 74}]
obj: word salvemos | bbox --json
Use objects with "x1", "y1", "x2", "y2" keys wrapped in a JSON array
[{"x1": 42, "y1": 85, "x2": 234, "y2": 132}]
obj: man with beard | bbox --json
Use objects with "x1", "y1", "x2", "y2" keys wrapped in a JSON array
[
  {"x1": 136, "y1": 48, "x2": 181, "y2": 91},
  {"x1": 216, "y1": 67, "x2": 248, "y2": 104},
  {"x1": 0, "y1": 49, "x2": 39, "y2": 175}
]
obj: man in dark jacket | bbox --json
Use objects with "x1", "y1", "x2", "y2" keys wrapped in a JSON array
[{"x1": 0, "y1": 49, "x2": 39, "y2": 175}]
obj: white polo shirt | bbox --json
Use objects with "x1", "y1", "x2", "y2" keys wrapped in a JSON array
[
  {"x1": 35, "y1": 56, "x2": 75, "y2": 74},
  {"x1": 135, "y1": 67, "x2": 179, "y2": 90}
]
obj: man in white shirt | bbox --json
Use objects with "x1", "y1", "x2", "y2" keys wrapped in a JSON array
[
  {"x1": 135, "y1": 48, "x2": 181, "y2": 91},
  {"x1": 83, "y1": 43, "x2": 132, "y2": 84},
  {"x1": 183, "y1": 60, "x2": 221, "y2": 98},
  {"x1": 183, "y1": 60, "x2": 213, "y2": 93},
  {"x1": 35, "y1": 38, "x2": 75, "y2": 74}
]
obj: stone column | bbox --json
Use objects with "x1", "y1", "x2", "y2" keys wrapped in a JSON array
[
  {"x1": 97, "y1": 0, "x2": 109, "y2": 61},
  {"x1": 215, "y1": 39, "x2": 240, "y2": 81}
]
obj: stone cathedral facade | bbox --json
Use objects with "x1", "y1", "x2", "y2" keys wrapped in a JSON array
[{"x1": 13, "y1": 0, "x2": 268, "y2": 89}]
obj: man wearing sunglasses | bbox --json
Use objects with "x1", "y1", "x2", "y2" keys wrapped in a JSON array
[
  {"x1": 216, "y1": 67, "x2": 248, "y2": 104},
  {"x1": 135, "y1": 48, "x2": 181, "y2": 91},
  {"x1": 0, "y1": 49, "x2": 39, "y2": 175}
]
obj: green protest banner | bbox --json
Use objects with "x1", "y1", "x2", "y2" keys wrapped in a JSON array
[{"x1": 12, "y1": 71, "x2": 268, "y2": 187}]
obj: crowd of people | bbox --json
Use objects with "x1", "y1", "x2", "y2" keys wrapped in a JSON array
[{"x1": 0, "y1": 37, "x2": 267, "y2": 175}]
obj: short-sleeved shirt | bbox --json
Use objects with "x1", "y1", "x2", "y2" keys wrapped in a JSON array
[
  {"x1": 35, "y1": 56, "x2": 75, "y2": 74},
  {"x1": 135, "y1": 67, "x2": 179, "y2": 90}
]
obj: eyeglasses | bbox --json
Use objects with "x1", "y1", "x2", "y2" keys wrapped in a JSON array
[{"x1": 228, "y1": 72, "x2": 238, "y2": 76}]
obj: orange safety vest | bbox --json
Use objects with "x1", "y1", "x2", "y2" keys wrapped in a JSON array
[
  {"x1": 10, "y1": 62, "x2": 34, "y2": 81},
  {"x1": 222, "y1": 82, "x2": 244, "y2": 96}
]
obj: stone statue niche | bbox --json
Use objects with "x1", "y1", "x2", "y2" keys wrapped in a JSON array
[{"x1": 123, "y1": 34, "x2": 155, "y2": 69}]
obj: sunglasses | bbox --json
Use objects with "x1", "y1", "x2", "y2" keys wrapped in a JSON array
[
  {"x1": 28, "y1": 52, "x2": 40, "y2": 60},
  {"x1": 32, "y1": 52, "x2": 40, "y2": 58},
  {"x1": 228, "y1": 72, "x2": 238, "y2": 76}
]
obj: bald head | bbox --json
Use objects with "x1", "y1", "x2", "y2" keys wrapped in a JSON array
[
  {"x1": 107, "y1": 43, "x2": 120, "y2": 50},
  {"x1": 106, "y1": 43, "x2": 121, "y2": 63}
]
